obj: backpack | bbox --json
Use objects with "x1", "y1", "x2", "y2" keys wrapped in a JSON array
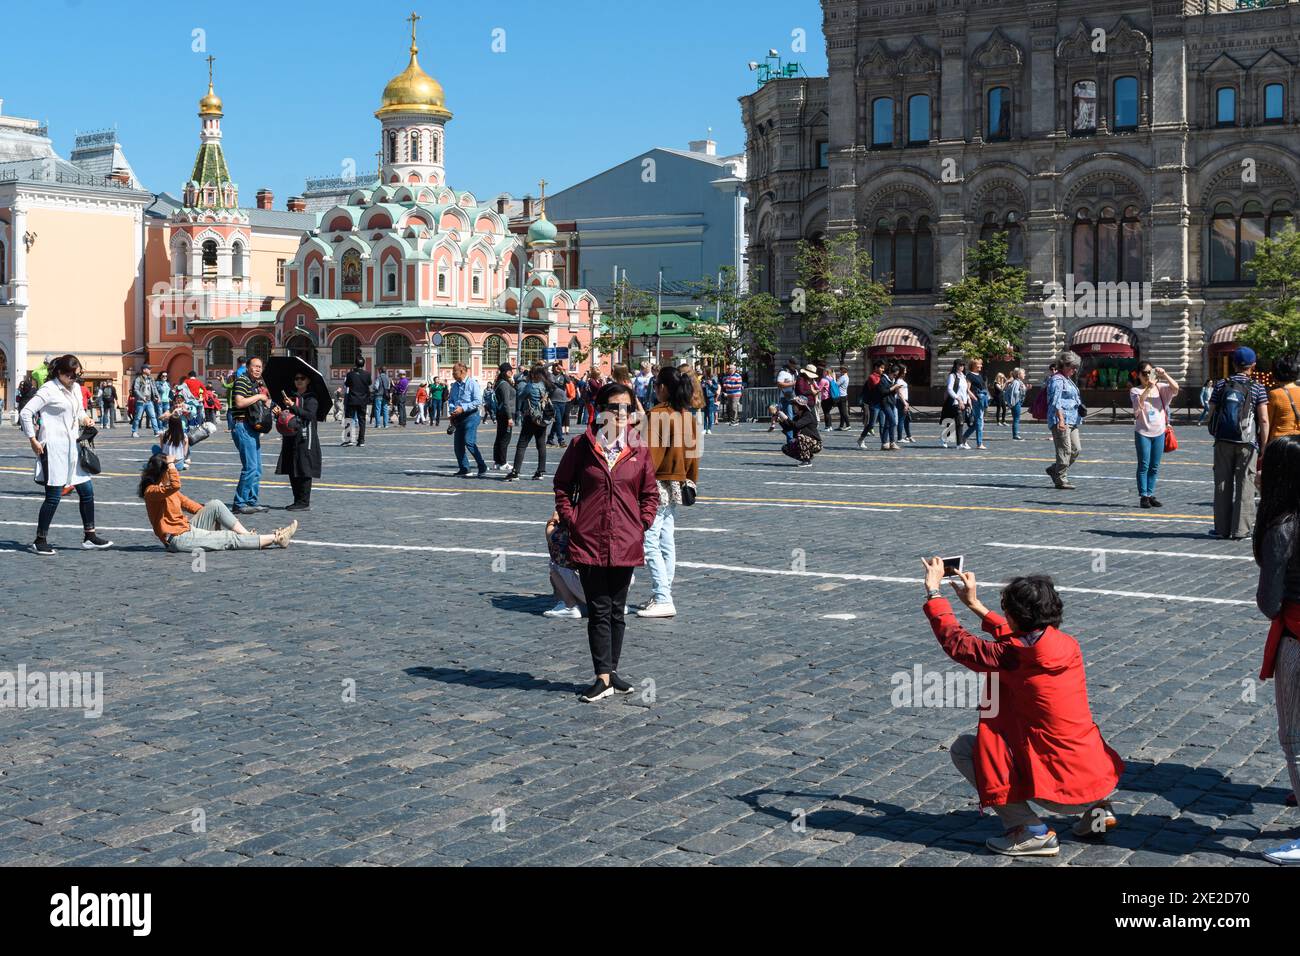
[
  {"x1": 828, "y1": 377, "x2": 843, "y2": 400},
  {"x1": 1030, "y1": 380, "x2": 1052, "y2": 420},
  {"x1": 565, "y1": 378, "x2": 577, "y2": 401},
  {"x1": 1210, "y1": 378, "x2": 1257, "y2": 444}
]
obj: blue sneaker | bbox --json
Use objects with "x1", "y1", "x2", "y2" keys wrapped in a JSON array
[{"x1": 1264, "y1": 838, "x2": 1300, "y2": 865}]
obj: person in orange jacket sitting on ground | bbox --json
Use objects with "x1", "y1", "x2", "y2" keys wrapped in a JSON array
[{"x1": 920, "y1": 556, "x2": 1125, "y2": 858}]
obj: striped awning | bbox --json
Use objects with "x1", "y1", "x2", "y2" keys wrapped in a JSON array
[
  {"x1": 868, "y1": 327, "x2": 930, "y2": 359},
  {"x1": 1208, "y1": 323, "x2": 1247, "y2": 353},
  {"x1": 1070, "y1": 323, "x2": 1136, "y2": 357}
]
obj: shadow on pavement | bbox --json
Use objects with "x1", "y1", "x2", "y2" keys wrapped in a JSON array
[{"x1": 404, "y1": 665, "x2": 577, "y2": 695}]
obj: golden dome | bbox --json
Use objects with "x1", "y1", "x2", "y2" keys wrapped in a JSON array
[
  {"x1": 199, "y1": 82, "x2": 223, "y2": 118},
  {"x1": 376, "y1": 46, "x2": 451, "y2": 119}
]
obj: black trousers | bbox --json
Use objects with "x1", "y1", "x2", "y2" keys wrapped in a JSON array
[
  {"x1": 346, "y1": 403, "x2": 367, "y2": 445},
  {"x1": 290, "y1": 476, "x2": 312, "y2": 505},
  {"x1": 493, "y1": 417, "x2": 513, "y2": 466},
  {"x1": 513, "y1": 420, "x2": 547, "y2": 476},
  {"x1": 578, "y1": 565, "x2": 635, "y2": 676},
  {"x1": 835, "y1": 397, "x2": 851, "y2": 427}
]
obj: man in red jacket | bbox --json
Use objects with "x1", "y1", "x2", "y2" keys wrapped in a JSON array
[{"x1": 921, "y1": 557, "x2": 1124, "y2": 857}]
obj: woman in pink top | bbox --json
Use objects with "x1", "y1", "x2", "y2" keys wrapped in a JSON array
[{"x1": 1130, "y1": 362, "x2": 1179, "y2": 508}]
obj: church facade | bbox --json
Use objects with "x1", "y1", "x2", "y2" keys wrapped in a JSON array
[
  {"x1": 188, "y1": 17, "x2": 600, "y2": 385},
  {"x1": 743, "y1": 0, "x2": 1300, "y2": 391}
]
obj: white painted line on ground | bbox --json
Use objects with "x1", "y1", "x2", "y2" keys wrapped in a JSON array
[
  {"x1": 822, "y1": 613, "x2": 858, "y2": 620},
  {"x1": 717, "y1": 468, "x2": 1209, "y2": 484},
  {"x1": 984, "y1": 541, "x2": 1252, "y2": 561},
  {"x1": 0, "y1": 521, "x2": 1248, "y2": 605},
  {"x1": 1107, "y1": 516, "x2": 1213, "y2": 525},
  {"x1": 436, "y1": 516, "x2": 729, "y2": 532}
]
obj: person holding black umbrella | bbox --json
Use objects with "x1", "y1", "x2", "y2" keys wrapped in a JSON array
[{"x1": 264, "y1": 358, "x2": 328, "y2": 511}]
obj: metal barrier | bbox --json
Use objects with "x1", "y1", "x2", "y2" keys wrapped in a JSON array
[{"x1": 741, "y1": 387, "x2": 780, "y2": 422}]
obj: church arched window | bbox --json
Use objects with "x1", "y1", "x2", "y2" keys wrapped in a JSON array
[
  {"x1": 232, "y1": 240, "x2": 245, "y2": 279},
  {"x1": 202, "y1": 240, "x2": 218, "y2": 278},
  {"x1": 410, "y1": 131, "x2": 421, "y2": 162},
  {"x1": 387, "y1": 130, "x2": 398, "y2": 163}
]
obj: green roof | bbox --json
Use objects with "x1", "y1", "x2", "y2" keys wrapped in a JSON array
[
  {"x1": 626, "y1": 313, "x2": 706, "y2": 337},
  {"x1": 324, "y1": 305, "x2": 550, "y2": 325},
  {"x1": 189, "y1": 311, "x2": 278, "y2": 327},
  {"x1": 188, "y1": 142, "x2": 235, "y2": 207}
]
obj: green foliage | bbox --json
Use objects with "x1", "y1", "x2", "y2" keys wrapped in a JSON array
[
  {"x1": 593, "y1": 276, "x2": 653, "y2": 363},
  {"x1": 937, "y1": 231, "x2": 1029, "y2": 361},
  {"x1": 688, "y1": 265, "x2": 782, "y2": 369},
  {"x1": 1229, "y1": 226, "x2": 1300, "y2": 363},
  {"x1": 793, "y1": 232, "x2": 891, "y2": 366}
]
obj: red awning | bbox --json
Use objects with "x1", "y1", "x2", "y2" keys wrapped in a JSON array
[
  {"x1": 868, "y1": 327, "x2": 929, "y2": 361},
  {"x1": 1208, "y1": 323, "x2": 1247, "y2": 354},
  {"x1": 1070, "y1": 324, "x2": 1136, "y2": 357}
]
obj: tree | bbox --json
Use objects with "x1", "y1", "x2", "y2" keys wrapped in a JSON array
[
  {"x1": 592, "y1": 276, "x2": 653, "y2": 366},
  {"x1": 793, "y1": 232, "x2": 891, "y2": 367},
  {"x1": 938, "y1": 231, "x2": 1029, "y2": 361},
  {"x1": 1229, "y1": 226, "x2": 1300, "y2": 363},
  {"x1": 688, "y1": 265, "x2": 782, "y2": 370}
]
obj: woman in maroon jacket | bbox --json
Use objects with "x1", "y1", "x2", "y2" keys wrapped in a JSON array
[{"x1": 553, "y1": 382, "x2": 659, "y2": 702}]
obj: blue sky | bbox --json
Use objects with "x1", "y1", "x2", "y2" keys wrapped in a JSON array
[{"x1": 1, "y1": 0, "x2": 825, "y2": 206}]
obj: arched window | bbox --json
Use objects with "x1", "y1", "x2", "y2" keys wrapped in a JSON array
[
  {"x1": 472, "y1": 264, "x2": 484, "y2": 298},
  {"x1": 174, "y1": 242, "x2": 188, "y2": 277},
  {"x1": 202, "y1": 240, "x2": 218, "y2": 277},
  {"x1": 232, "y1": 240, "x2": 245, "y2": 279},
  {"x1": 308, "y1": 262, "x2": 322, "y2": 296},
  {"x1": 987, "y1": 86, "x2": 1011, "y2": 140},
  {"x1": 1216, "y1": 87, "x2": 1236, "y2": 126},
  {"x1": 1072, "y1": 80, "x2": 1097, "y2": 133},
  {"x1": 1113, "y1": 76, "x2": 1138, "y2": 131},
  {"x1": 441, "y1": 333, "x2": 471, "y2": 366},
  {"x1": 568, "y1": 336, "x2": 583, "y2": 364},
  {"x1": 871, "y1": 97, "x2": 894, "y2": 147},
  {"x1": 0, "y1": 239, "x2": 6, "y2": 284},
  {"x1": 979, "y1": 212, "x2": 1024, "y2": 267},
  {"x1": 1208, "y1": 201, "x2": 1294, "y2": 285},
  {"x1": 1241, "y1": 200, "x2": 1265, "y2": 274},
  {"x1": 1264, "y1": 83, "x2": 1285, "y2": 124},
  {"x1": 377, "y1": 332, "x2": 412, "y2": 367},
  {"x1": 207, "y1": 335, "x2": 234, "y2": 368},
  {"x1": 1210, "y1": 202, "x2": 1238, "y2": 283},
  {"x1": 482, "y1": 334, "x2": 509, "y2": 369},
  {"x1": 869, "y1": 216, "x2": 933, "y2": 292},
  {"x1": 384, "y1": 261, "x2": 399, "y2": 295},
  {"x1": 1073, "y1": 206, "x2": 1143, "y2": 284},
  {"x1": 331, "y1": 333, "x2": 360, "y2": 367},
  {"x1": 410, "y1": 131, "x2": 421, "y2": 162},
  {"x1": 246, "y1": 335, "x2": 272, "y2": 363},
  {"x1": 387, "y1": 130, "x2": 398, "y2": 163},
  {"x1": 522, "y1": 335, "x2": 545, "y2": 366},
  {"x1": 907, "y1": 94, "x2": 930, "y2": 145},
  {"x1": 432, "y1": 133, "x2": 440, "y2": 164},
  {"x1": 1269, "y1": 201, "x2": 1294, "y2": 237},
  {"x1": 285, "y1": 333, "x2": 316, "y2": 364},
  {"x1": 341, "y1": 250, "x2": 362, "y2": 292}
]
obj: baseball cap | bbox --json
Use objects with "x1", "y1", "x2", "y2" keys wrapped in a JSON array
[{"x1": 1231, "y1": 346, "x2": 1257, "y2": 367}]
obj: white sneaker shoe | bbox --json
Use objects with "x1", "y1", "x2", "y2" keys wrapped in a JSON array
[
  {"x1": 1265, "y1": 838, "x2": 1300, "y2": 864},
  {"x1": 542, "y1": 602, "x2": 581, "y2": 618},
  {"x1": 856, "y1": 440, "x2": 866, "y2": 449},
  {"x1": 636, "y1": 599, "x2": 677, "y2": 618}
]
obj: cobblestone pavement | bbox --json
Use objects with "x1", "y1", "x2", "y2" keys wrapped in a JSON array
[{"x1": 0, "y1": 414, "x2": 1288, "y2": 866}]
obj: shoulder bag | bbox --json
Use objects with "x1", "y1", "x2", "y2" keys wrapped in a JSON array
[{"x1": 1160, "y1": 390, "x2": 1177, "y2": 453}]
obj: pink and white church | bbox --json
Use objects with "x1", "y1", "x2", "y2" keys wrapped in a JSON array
[{"x1": 189, "y1": 14, "x2": 601, "y2": 383}]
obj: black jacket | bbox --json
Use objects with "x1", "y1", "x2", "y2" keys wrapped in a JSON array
[
  {"x1": 276, "y1": 393, "x2": 322, "y2": 479},
  {"x1": 344, "y1": 368, "x2": 371, "y2": 406}
]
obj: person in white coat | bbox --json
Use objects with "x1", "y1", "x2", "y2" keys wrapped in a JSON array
[{"x1": 19, "y1": 354, "x2": 113, "y2": 555}]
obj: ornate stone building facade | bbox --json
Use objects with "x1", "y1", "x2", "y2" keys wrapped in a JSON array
[{"x1": 743, "y1": 0, "x2": 1300, "y2": 390}]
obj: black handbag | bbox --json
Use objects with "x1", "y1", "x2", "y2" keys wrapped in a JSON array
[
  {"x1": 246, "y1": 398, "x2": 273, "y2": 434},
  {"x1": 682, "y1": 480, "x2": 697, "y2": 506},
  {"x1": 77, "y1": 425, "x2": 101, "y2": 475}
]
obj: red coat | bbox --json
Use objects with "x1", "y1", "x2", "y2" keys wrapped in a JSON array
[
  {"x1": 553, "y1": 427, "x2": 658, "y2": 568},
  {"x1": 923, "y1": 597, "x2": 1124, "y2": 808}
]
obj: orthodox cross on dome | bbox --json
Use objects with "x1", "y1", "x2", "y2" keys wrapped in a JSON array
[
  {"x1": 537, "y1": 179, "x2": 548, "y2": 216},
  {"x1": 407, "y1": 10, "x2": 421, "y2": 53},
  {"x1": 206, "y1": 54, "x2": 216, "y2": 86}
]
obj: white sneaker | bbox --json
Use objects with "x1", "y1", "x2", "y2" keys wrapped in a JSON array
[
  {"x1": 542, "y1": 602, "x2": 581, "y2": 619},
  {"x1": 636, "y1": 599, "x2": 677, "y2": 618},
  {"x1": 1265, "y1": 838, "x2": 1300, "y2": 864},
  {"x1": 856, "y1": 440, "x2": 866, "y2": 449},
  {"x1": 959, "y1": 442, "x2": 972, "y2": 450},
  {"x1": 940, "y1": 440, "x2": 948, "y2": 448}
]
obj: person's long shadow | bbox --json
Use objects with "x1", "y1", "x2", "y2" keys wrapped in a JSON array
[
  {"x1": 490, "y1": 595, "x2": 557, "y2": 615},
  {"x1": 404, "y1": 666, "x2": 577, "y2": 695},
  {"x1": 1084, "y1": 528, "x2": 1221, "y2": 541},
  {"x1": 738, "y1": 760, "x2": 1290, "y2": 860}
]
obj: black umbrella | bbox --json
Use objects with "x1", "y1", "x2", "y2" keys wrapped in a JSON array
[{"x1": 263, "y1": 355, "x2": 331, "y2": 422}]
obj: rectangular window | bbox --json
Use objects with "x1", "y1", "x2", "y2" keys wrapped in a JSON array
[
  {"x1": 438, "y1": 270, "x2": 447, "y2": 293},
  {"x1": 276, "y1": 259, "x2": 286, "y2": 285},
  {"x1": 1097, "y1": 219, "x2": 1118, "y2": 282},
  {"x1": 907, "y1": 95, "x2": 930, "y2": 145},
  {"x1": 1216, "y1": 87, "x2": 1236, "y2": 126},
  {"x1": 816, "y1": 140, "x2": 829, "y2": 167},
  {"x1": 472, "y1": 274, "x2": 481, "y2": 296},
  {"x1": 1113, "y1": 77, "x2": 1138, "y2": 130},
  {"x1": 1265, "y1": 83, "x2": 1284, "y2": 123},
  {"x1": 1210, "y1": 217, "x2": 1236, "y2": 283},
  {"x1": 987, "y1": 87, "x2": 1010, "y2": 140},
  {"x1": 1241, "y1": 214, "x2": 1265, "y2": 273},
  {"x1": 872, "y1": 98, "x2": 894, "y2": 147},
  {"x1": 1072, "y1": 80, "x2": 1098, "y2": 133}
]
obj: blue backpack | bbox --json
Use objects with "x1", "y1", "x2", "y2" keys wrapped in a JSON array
[
  {"x1": 828, "y1": 377, "x2": 842, "y2": 400},
  {"x1": 1210, "y1": 378, "x2": 1256, "y2": 445}
]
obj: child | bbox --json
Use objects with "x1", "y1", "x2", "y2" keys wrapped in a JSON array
[
  {"x1": 414, "y1": 382, "x2": 428, "y2": 424},
  {"x1": 154, "y1": 412, "x2": 217, "y2": 471},
  {"x1": 920, "y1": 558, "x2": 1124, "y2": 858}
]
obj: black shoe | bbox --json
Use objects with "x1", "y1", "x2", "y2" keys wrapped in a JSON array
[
  {"x1": 610, "y1": 673, "x2": 634, "y2": 695},
  {"x1": 356, "y1": 442, "x2": 365, "y2": 447},
  {"x1": 454, "y1": 469, "x2": 470, "y2": 477},
  {"x1": 30, "y1": 539, "x2": 54, "y2": 556},
  {"x1": 233, "y1": 506, "x2": 261, "y2": 516},
  {"x1": 81, "y1": 532, "x2": 113, "y2": 550},
  {"x1": 1147, "y1": 496, "x2": 1163, "y2": 508},
  {"x1": 1140, "y1": 496, "x2": 1151, "y2": 508},
  {"x1": 579, "y1": 679, "x2": 614, "y2": 703},
  {"x1": 285, "y1": 502, "x2": 310, "y2": 512},
  {"x1": 477, "y1": 469, "x2": 489, "y2": 478},
  {"x1": 504, "y1": 473, "x2": 519, "y2": 482},
  {"x1": 531, "y1": 472, "x2": 545, "y2": 480}
]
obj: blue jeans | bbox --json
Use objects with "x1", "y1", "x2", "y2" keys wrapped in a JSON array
[
  {"x1": 37, "y1": 480, "x2": 94, "y2": 539},
  {"x1": 1011, "y1": 403, "x2": 1022, "y2": 439},
  {"x1": 962, "y1": 402, "x2": 986, "y2": 446},
  {"x1": 644, "y1": 503, "x2": 677, "y2": 604},
  {"x1": 133, "y1": 400, "x2": 158, "y2": 433},
  {"x1": 375, "y1": 398, "x2": 389, "y2": 427},
  {"x1": 549, "y1": 402, "x2": 568, "y2": 443},
  {"x1": 230, "y1": 421, "x2": 261, "y2": 508},
  {"x1": 454, "y1": 411, "x2": 486, "y2": 472},
  {"x1": 878, "y1": 403, "x2": 898, "y2": 446},
  {"x1": 1135, "y1": 432, "x2": 1164, "y2": 497},
  {"x1": 703, "y1": 402, "x2": 716, "y2": 430}
]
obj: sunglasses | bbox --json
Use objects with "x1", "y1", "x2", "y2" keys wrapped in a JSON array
[{"x1": 597, "y1": 404, "x2": 632, "y2": 414}]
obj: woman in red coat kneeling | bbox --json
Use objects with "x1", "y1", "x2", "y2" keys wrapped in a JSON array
[
  {"x1": 554, "y1": 382, "x2": 660, "y2": 703},
  {"x1": 921, "y1": 557, "x2": 1124, "y2": 858}
]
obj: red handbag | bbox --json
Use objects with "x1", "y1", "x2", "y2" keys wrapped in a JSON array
[{"x1": 1161, "y1": 392, "x2": 1177, "y2": 453}]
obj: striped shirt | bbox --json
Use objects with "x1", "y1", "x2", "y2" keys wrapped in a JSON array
[{"x1": 721, "y1": 373, "x2": 743, "y2": 396}]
